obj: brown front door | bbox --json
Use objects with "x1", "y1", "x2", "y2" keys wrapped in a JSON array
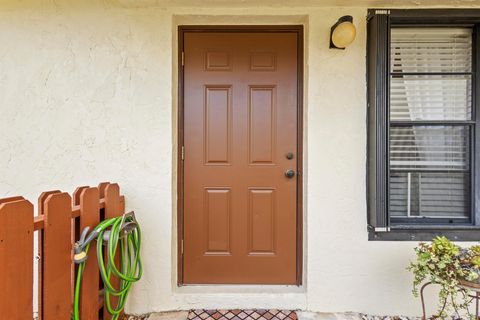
[{"x1": 182, "y1": 30, "x2": 300, "y2": 284}]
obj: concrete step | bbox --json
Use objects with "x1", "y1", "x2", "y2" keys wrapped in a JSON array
[
  {"x1": 297, "y1": 312, "x2": 362, "y2": 320},
  {"x1": 148, "y1": 311, "x2": 189, "y2": 320}
]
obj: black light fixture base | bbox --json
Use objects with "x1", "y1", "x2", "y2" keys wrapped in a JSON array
[{"x1": 330, "y1": 15, "x2": 354, "y2": 49}]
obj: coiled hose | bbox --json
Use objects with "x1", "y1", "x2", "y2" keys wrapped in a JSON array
[{"x1": 72, "y1": 213, "x2": 142, "y2": 320}]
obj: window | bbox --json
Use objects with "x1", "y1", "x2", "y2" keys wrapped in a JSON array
[{"x1": 367, "y1": 9, "x2": 480, "y2": 240}]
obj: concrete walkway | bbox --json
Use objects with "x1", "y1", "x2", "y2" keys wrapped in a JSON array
[
  {"x1": 145, "y1": 311, "x2": 387, "y2": 320},
  {"x1": 145, "y1": 312, "x2": 418, "y2": 320}
]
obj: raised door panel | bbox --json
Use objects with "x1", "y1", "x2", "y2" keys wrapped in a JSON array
[
  {"x1": 248, "y1": 86, "x2": 276, "y2": 165},
  {"x1": 204, "y1": 86, "x2": 232, "y2": 165},
  {"x1": 204, "y1": 188, "x2": 231, "y2": 255},
  {"x1": 248, "y1": 188, "x2": 276, "y2": 255}
]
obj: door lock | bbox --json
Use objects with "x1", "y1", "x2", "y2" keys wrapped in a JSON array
[{"x1": 285, "y1": 169, "x2": 295, "y2": 179}]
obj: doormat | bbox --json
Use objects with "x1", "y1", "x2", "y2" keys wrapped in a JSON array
[{"x1": 187, "y1": 309, "x2": 297, "y2": 320}]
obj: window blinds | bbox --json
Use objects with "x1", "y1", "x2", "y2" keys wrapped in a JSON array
[
  {"x1": 391, "y1": 28, "x2": 472, "y2": 73},
  {"x1": 389, "y1": 27, "x2": 473, "y2": 220}
]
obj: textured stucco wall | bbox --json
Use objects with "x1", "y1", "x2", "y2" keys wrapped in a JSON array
[{"x1": 1, "y1": 0, "x2": 476, "y2": 317}]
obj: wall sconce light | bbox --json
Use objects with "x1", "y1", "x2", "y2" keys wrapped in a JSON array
[{"x1": 330, "y1": 15, "x2": 356, "y2": 49}]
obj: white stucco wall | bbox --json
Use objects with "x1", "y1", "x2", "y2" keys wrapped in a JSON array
[{"x1": 1, "y1": 0, "x2": 478, "y2": 317}]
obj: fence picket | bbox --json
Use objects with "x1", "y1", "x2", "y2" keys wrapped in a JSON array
[
  {"x1": 98, "y1": 182, "x2": 110, "y2": 199},
  {"x1": 72, "y1": 186, "x2": 89, "y2": 311},
  {"x1": 37, "y1": 190, "x2": 61, "y2": 320},
  {"x1": 103, "y1": 183, "x2": 123, "y2": 320},
  {"x1": 73, "y1": 186, "x2": 89, "y2": 207},
  {"x1": 42, "y1": 192, "x2": 72, "y2": 319},
  {"x1": 79, "y1": 187, "x2": 100, "y2": 320},
  {"x1": 0, "y1": 199, "x2": 34, "y2": 319}
]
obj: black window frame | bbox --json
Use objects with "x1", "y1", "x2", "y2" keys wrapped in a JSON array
[{"x1": 367, "y1": 9, "x2": 480, "y2": 241}]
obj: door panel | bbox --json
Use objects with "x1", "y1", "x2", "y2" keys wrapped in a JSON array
[{"x1": 183, "y1": 32, "x2": 298, "y2": 284}]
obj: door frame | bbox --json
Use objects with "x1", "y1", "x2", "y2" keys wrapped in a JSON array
[{"x1": 177, "y1": 25, "x2": 304, "y2": 285}]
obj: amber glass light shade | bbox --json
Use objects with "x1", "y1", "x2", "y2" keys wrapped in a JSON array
[{"x1": 330, "y1": 16, "x2": 356, "y2": 49}]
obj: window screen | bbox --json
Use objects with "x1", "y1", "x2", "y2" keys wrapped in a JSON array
[{"x1": 389, "y1": 27, "x2": 473, "y2": 221}]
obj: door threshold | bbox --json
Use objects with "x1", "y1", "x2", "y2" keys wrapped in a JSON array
[{"x1": 173, "y1": 289, "x2": 307, "y2": 310}]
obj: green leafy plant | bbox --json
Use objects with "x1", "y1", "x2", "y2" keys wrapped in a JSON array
[{"x1": 408, "y1": 236, "x2": 480, "y2": 319}]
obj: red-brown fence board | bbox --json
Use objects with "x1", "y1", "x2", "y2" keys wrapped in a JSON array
[
  {"x1": 0, "y1": 199, "x2": 34, "y2": 319},
  {"x1": 39, "y1": 191, "x2": 61, "y2": 215},
  {"x1": 79, "y1": 187, "x2": 101, "y2": 320},
  {"x1": 72, "y1": 186, "x2": 89, "y2": 310},
  {"x1": 43, "y1": 192, "x2": 72, "y2": 319},
  {"x1": 104, "y1": 183, "x2": 123, "y2": 320},
  {"x1": 98, "y1": 182, "x2": 110, "y2": 199},
  {"x1": 0, "y1": 183, "x2": 125, "y2": 320},
  {"x1": 73, "y1": 186, "x2": 89, "y2": 207},
  {"x1": 37, "y1": 190, "x2": 61, "y2": 320}
]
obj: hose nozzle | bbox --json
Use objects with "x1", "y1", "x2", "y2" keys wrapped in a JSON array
[
  {"x1": 73, "y1": 227, "x2": 90, "y2": 264},
  {"x1": 119, "y1": 211, "x2": 138, "y2": 236},
  {"x1": 73, "y1": 250, "x2": 88, "y2": 263}
]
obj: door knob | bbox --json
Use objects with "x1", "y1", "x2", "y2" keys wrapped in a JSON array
[{"x1": 285, "y1": 169, "x2": 295, "y2": 179}]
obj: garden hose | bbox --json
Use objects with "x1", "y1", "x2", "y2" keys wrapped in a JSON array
[{"x1": 72, "y1": 211, "x2": 142, "y2": 320}]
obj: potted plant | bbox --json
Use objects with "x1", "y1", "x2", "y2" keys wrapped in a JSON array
[{"x1": 409, "y1": 236, "x2": 480, "y2": 319}]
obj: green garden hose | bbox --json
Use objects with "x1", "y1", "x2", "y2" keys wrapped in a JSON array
[{"x1": 72, "y1": 212, "x2": 142, "y2": 320}]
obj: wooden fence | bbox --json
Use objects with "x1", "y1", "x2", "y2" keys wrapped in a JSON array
[{"x1": 0, "y1": 182, "x2": 125, "y2": 320}]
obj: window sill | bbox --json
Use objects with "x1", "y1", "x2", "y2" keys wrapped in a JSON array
[{"x1": 368, "y1": 225, "x2": 480, "y2": 241}]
